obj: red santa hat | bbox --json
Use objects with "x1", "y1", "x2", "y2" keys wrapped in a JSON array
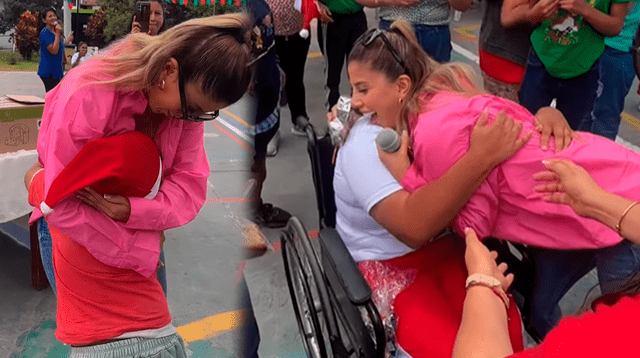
[
  {"x1": 40, "y1": 131, "x2": 162, "y2": 215},
  {"x1": 295, "y1": 0, "x2": 321, "y2": 39}
]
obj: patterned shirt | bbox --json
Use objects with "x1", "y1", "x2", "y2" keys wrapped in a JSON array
[
  {"x1": 265, "y1": 0, "x2": 304, "y2": 36},
  {"x1": 379, "y1": 0, "x2": 451, "y2": 26}
]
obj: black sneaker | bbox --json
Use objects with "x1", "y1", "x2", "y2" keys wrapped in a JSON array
[{"x1": 251, "y1": 203, "x2": 291, "y2": 228}]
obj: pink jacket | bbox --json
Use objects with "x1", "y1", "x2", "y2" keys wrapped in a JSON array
[
  {"x1": 30, "y1": 63, "x2": 209, "y2": 277},
  {"x1": 402, "y1": 92, "x2": 640, "y2": 249}
]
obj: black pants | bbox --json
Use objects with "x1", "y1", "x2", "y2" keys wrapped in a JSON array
[
  {"x1": 317, "y1": 10, "x2": 367, "y2": 110},
  {"x1": 275, "y1": 33, "x2": 311, "y2": 123},
  {"x1": 40, "y1": 75, "x2": 61, "y2": 93}
]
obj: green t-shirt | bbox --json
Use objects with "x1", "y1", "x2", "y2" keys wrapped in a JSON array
[
  {"x1": 531, "y1": 0, "x2": 632, "y2": 78},
  {"x1": 322, "y1": 0, "x2": 363, "y2": 14}
]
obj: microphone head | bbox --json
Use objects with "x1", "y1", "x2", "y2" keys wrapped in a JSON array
[{"x1": 375, "y1": 128, "x2": 401, "y2": 153}]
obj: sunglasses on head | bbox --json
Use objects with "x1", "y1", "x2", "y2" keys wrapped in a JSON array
[
  {"x1": 176, "y1": 62, "x2": 220, "y2": 122},
  {"x1": 356, "y1": 29, "x2": 407, "y2": 72}
]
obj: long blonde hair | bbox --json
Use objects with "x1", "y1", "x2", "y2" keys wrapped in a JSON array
[
  {"x1": 81, "y1": 13, "x2": 252, "y2": 105},
  {"x1": 347, "y1": 20, "x2": 479, "y2": 134}
]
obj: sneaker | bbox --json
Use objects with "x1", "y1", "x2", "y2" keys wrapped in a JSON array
[
  {"x1": 251, "y1": 203, "x2": 291, "y2": 228},
  {"x1": 267, "y1": 130, "x2": 280, "y2": 157},
  {"x1": 291, "y1": 124, "x2": 307, "y2": 136}
]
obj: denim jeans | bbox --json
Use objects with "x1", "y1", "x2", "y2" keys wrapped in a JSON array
[
  {"x1": 519, "y1": 50, "x2": 600, "y2": 130},
  {"x1": 528, "y1": 240, "x2": 640, "y2": 338},
  {"x1": 588, "y1": 46, "x2": 635, "y2": 140},
  {"x1": 36, "y1": 217, "x2": 56, "y2": 293},
  {"x1": 379, "y1": 20, "x2": 452, "y2": 63},
  {"x1": 37, "y1": 218, "x2": 168, "y2": 295}
]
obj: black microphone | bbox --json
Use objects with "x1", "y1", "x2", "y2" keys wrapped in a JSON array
[{"x1": 375, "y1": 128, "x2": 402, "y2": 153}]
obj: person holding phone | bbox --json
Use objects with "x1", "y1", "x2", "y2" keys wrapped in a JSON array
[
  {"x1": 38, "y1": 7, "x2": 73, "y2": 92},
  {"x1": 131, "y1": 0, "x2": 166, "y2": 36}
]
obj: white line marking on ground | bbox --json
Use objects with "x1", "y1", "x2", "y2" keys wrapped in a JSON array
[
  {"x1": 204, "y1": 132, "x2": 219, "y2": 138},
  {"x1": 217, "y1": 118, "x2": 253, "y2": 143},
  {"x1": 451, "y1": 42, "x2": 479, "y2": 64}
]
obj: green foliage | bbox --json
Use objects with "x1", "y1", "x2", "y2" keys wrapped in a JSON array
[
  {"x1": 6, "y1": 52, "x2": 21, "y2": 65},
  {"x1": 0, "y1": 0, "x2": 63, "y2": 34},
  {"x1": 98, "y1": 0, "x2": 136, "y2": 43},
  {"x1": 14, "y1": 10, "x2": 40, "y2": 61},
  {"x1": 84, "y1": 9, "x2": 107, "y2": 47}
]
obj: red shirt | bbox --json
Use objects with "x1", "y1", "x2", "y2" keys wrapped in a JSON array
[
  {"x1": 509, "y1": 295, "x2": 640, "y2": 357},
  {"x1": 30, "y1": 171, "x2": 171, "y2": 345}
]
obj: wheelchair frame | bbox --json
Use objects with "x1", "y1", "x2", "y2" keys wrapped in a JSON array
[{"x1": 282, "y1": 117, "x2": 541, "y2": 358}]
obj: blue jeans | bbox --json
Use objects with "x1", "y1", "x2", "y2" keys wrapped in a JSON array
[
  {"x1": 519, "y1": 50, "x2": 600, "y2": 130},
  {"x1": 588, "y1": 46, "x2": 635, "y2": 140},
  {"x1": 379, "y1": 20, "x2": 451, "y2": 63},
  {"x1": 528, "y1": 240, "x2": 640, "y2": 337},
  {"x1": 37, "y1": 218, "x2": 168, "y2": 295},
  {"x1": 37, "y1": 217, "x2": 56, "y2": 293}
]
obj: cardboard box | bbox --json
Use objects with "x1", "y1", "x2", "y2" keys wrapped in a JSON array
[{"x1": 0, "y1": 95, "x2": 45, "y2": 155}]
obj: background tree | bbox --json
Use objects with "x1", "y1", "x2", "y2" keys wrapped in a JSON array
[
  {"x1": 0, "y1": 0, "x2": 64, "y2": 35},
  {"x1": 84, "y1": 9, "x2": 107, "y2": 48},
  {"x1": 14, "y1": 10, "x2": 40, "y2": 60}
]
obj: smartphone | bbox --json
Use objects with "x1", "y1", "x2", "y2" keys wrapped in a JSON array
[{"x1": 135, "y1": 1, "x2": 151, "y2": 33}]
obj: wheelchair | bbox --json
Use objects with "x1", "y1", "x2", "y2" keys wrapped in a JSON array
[{"x1": 281, "y1": 117, "x2": 541, "y2": 358}]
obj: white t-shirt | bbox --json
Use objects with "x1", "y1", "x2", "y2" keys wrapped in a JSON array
[
  {"x1": 333, "y1": 117, "x2": 413, "y2": 262},
  {"x1": 71, "y1": 52, "x2": 91, "y2": 67}
]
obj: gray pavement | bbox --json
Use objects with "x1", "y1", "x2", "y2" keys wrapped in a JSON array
[
  {"x1": 3, "y1": 5, "x2": 640, "y2": 358},
  {"x1": 245, "y1": 6, "x2": 640, "y2": 358},
  {"x1": 0, "y1": 74, "x2": 253, "y2": 356}
]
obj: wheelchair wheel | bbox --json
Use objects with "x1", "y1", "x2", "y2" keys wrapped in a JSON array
[{"x1": 282, "y1": 224, "x2": 331, "y2": 357}]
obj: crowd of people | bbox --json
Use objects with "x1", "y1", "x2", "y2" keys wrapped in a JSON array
[{"x1": 25, "y1": 0, "x2": 640, "y2": 356}]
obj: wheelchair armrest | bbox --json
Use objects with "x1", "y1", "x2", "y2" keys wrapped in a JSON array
[{"x1": 319, "y1": 228, "x2": 372, "y2": 305}]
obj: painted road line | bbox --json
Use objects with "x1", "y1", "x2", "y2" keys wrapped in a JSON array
[
  {"x1": 176, "y1": 309, "x2": 246, "y2": 343},
  {"x1": 622, "y1": 112, "x2": 640, "y2": 132},
  {"x1": 203, "y1": 132, "x2": 219, "y2": 138},
  {"x1": 206, "y1": 197, "x2": 254, "y2": 203},
  {"x1": 221, "y1": 108, "x2": 251, "y2": 127},
  {"x1": 452, "y1": 24, "x2": 479, "y2": 42},
  {"x1": 210, "y1": 121, "x2": 254, "y2": 153},
  {"x1": 451, "y1": 42, "x2": 479, "y2": 64},
  {"x1": 308, "y1": 51, "x2": 323, "y2": 59},
  {"x1": 217, "y1": 117, "x2": 253, "y2": 143}
]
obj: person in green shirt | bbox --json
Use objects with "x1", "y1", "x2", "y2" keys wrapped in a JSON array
[
  {"x1": 315, "y1": 0, "x2": 367, "y2": 114},
  {"x1": 516, "y1": 0, "x2": 633, "y2": 130}
]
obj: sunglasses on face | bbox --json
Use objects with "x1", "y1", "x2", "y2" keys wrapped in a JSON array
[
  {"x1": 356, "y1": 29, "x2": 407, "y2": 72},
  {"x1": 176, "y1": 62, "x2": 220, "y2": 122}
]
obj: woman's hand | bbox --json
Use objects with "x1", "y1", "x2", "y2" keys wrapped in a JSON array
[
  {"x1": 131, "y1": 16, "x2": 143, "y2": 34},
  {"x1": 24, "y1": 162, "x2": 44, "y2": 190},
  {"x1": 469, "y1": 110, "x2": 532, "y2": 168},
  {"x1": 464, "y1": 228, "x2": 514, "y2": 292},
  {"x1": 528, "y1": 0, "x2": 560, "y2": 23},
  {"x1": 75, "y1": 187, "x2": 131, "y2": 222},
  {"x1": 315, "y1": 1, "x2": 334, "y2": 23},
  {"x1": 534, "y1": 107, "x2": 578, "y2": 152},
  {"x1": 377, "y1": 130, "x2": 411, "y2": 182},
  {"x1": 533, "y1": 159, "x2": 606, "y2": 217}
]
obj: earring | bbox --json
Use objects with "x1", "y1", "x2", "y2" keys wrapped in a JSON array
[
  {"x1": 399, "y1": 97, "x2": 404, "y2": 104},
  {"x1": 159, "y1": 80, "x2": 165, "y2": 90}
]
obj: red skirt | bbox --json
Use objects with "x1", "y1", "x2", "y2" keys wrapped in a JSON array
[{"x1": 360, "y1": 235, "x2": 524, "y2": 358}]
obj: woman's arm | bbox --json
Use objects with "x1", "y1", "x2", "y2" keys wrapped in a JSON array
[
  {"x1": 453, "y1": 228, "x2": 514, "y2": 358},
  {"x1": 373, "y1": 111, "x2": 531, "y2": 248},
  {"x1": 45, "y1": 25, "x2": 62, "y2": 55},
  {"x1": 501, "y1": 0, "x2": 559, "y2": 27},
  {"x1": 559, "y1": 0, "x2": 631, "y2": 36},
  {"x1": 123, "y1": 121, "x2": 209, "y2": 231},
  {"x1": 534, "y1": 159, "x2": 640, "y2": 244}
]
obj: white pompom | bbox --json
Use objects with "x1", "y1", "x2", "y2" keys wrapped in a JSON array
[
  {"x1": 299, "y1": 29, "x2": 309, "y2": 39},
  {"x1": 40, "y1": 201, "x2": 54, "y2": 215}
]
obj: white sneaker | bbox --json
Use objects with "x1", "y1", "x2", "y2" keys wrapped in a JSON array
[{"x1": 267, "y1": 130, "x2": 280, "y2": 157}]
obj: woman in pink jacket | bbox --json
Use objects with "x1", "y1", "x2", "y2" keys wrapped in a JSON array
[{"x1": 26, "y1": 14, "x2": 252, "y2": 357}]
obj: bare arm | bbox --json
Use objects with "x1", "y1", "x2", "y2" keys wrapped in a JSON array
[
  {"x1": 46, "y1": 30, "x2": 62, "y2": 55},
  {"x1": 502, "y1": 0, "x2": 560, "y2": 27},
  {"x1": 453, "y1": 228, "x2": 515, "y2": 358},
  {"x1": 449, "y1": 0, "x2": 475, "y2": 12},
  {"x1": 534, "y1": 159, "x2": 640, "y2": 244},
  {"x1": 374, "y1": 111, "x2": 531, "y2": 248},
  {"x1": 560, "y1": 0, "x2": 631, "y2": 36}
]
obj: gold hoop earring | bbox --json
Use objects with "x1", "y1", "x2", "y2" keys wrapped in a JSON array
[{"x1": 159, "y1": 80, "x2": 165, "y2": 90}]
